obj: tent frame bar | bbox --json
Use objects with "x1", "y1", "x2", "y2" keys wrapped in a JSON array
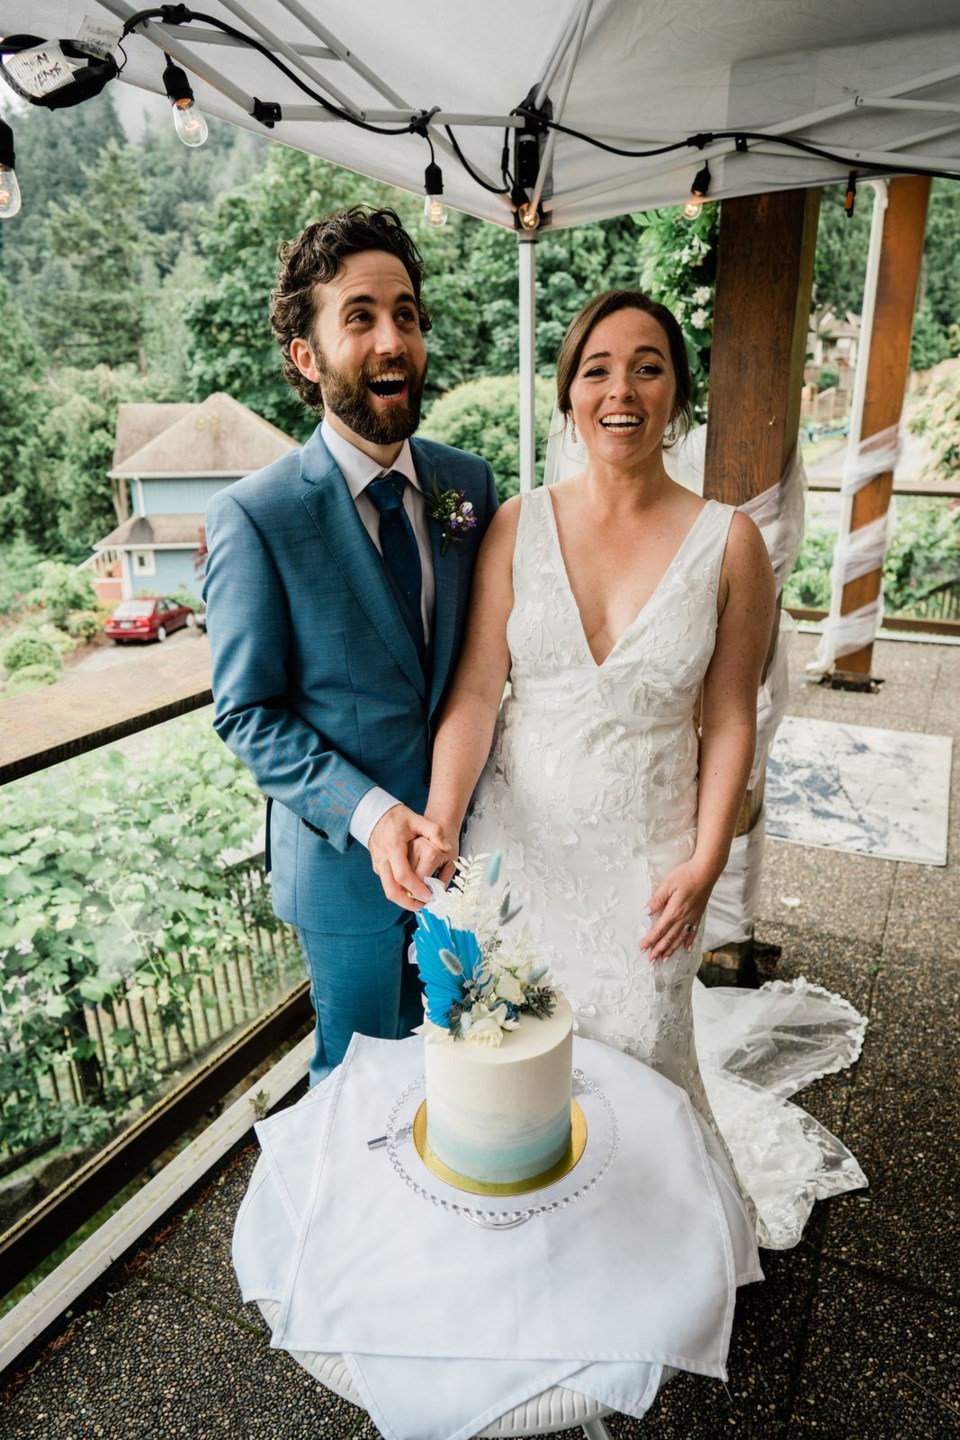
[{"x1": 529, "y1": 0, "x2": 594, "y2": 215}]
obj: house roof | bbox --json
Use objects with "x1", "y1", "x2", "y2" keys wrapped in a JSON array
[
  {"x1": 96, "y1": 515, "x2": 205, "y2": 549},
  {"x1": 112, "y1": 404, "x2": 197, "y2": 470},
  {"x1": 109, "y1": 393, "x2": 298, "y2": 479}
]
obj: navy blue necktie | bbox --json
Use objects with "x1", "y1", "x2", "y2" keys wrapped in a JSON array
[{"x1": 366, "y1": 472, "x2": 424, "y2": 660}]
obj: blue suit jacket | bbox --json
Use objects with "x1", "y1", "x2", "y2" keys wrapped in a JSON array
[{"x1": 203, "y1": 426, "x2": 497, "y2": 934}]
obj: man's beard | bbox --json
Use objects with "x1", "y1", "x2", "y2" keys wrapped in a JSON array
[{"x1": 318, "y1": 354, "x2": 428, "y2": 445}]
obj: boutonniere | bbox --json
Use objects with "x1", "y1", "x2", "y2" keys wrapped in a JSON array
[{"x1": 424, "y1": 475, "x2": 478, "y2": 554}]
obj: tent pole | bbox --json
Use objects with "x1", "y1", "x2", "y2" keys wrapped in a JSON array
[{"x1": 518, "y1": 235, "x2": 538, "y2": 493}]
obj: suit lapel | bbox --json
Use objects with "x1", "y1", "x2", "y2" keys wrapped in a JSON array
[
  {"x1": 413, "y1": 441, "x2": 461, "y2": 718},
  {"x1": 299, "y1": 429, "x2": 426, "y2": 696}
]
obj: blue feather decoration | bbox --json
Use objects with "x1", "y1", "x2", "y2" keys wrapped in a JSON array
[{"x1": 414, "y1": 908, "x2": 485, "y2": 1028}]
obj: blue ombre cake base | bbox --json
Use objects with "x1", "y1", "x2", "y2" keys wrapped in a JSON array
[{"x1": 414, "y1": 1100, "x2": 587, "y2": 1197}]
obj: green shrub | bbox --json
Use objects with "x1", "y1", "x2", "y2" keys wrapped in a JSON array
[
  {"x1": 2, "y1": 633, "x2": 62, "y2": 675},
  {"x1": 817, "y1": 364, "x2": 839, "y2": 392},
  {"x1": 167, "y1": 589, "x2": 201, "y2": 612},
  {"x1": 422, "y1": 375, "x2": 556, "y2": 501},
  {"x1": 5, "y1": 663, "x2": 61, "y2": 694},
  {"x1": 65, "y1": 609, "x2": 103, "y2": 643},
  {"x1": 29, "y1": 561, "x2": 97, "y2": 627}
]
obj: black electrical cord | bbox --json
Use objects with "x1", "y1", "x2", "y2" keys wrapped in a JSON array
[
  {"x1": 512, "y1": 104, "x2": 960, "y2": 184},
  {"x1": 443, "y1": 125, "x2": 510, "y2": 195}
]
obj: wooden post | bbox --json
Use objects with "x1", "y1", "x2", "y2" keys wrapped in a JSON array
[
  {"x1": 833, "y1": 175, "x2": 931, "y2": 682},
  {"x1": 702, "y1": 187, "x2": 820, "y2": 983}
]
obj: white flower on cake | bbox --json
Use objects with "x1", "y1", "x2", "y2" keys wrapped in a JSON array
[{"x1": 413, "y1": 854, "x2": 557, "y2": 1045}]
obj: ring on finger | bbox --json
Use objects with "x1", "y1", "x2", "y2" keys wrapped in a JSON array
[{"x1": 681, "y1": 922, "x2": 696, "y2": 934}]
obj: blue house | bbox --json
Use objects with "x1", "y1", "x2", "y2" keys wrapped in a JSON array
[{"x1": 91, "y1": 393, "x2": 297, "y2": 602}]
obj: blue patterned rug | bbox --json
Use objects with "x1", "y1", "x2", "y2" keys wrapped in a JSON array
[{"x1": 766, "y1": 716, "x2": 952, "y2": 866}]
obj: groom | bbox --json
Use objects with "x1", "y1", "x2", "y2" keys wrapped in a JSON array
[{"x1": 203, "y1": 207, "x2": 497, "y2": 1083}]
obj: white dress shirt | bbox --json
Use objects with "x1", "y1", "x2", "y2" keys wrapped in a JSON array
[{"x1": 320, "y1": 420, "x2": 433, "y2": 847}]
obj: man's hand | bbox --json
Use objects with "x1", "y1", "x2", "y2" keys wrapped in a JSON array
[{"x1": 369, "y1": 805, "x2": 454, "y2": 910}]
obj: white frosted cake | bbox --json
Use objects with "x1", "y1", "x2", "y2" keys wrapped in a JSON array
[{"x1": 424, "y1": 994, "x2": 573, "y2": 1185}]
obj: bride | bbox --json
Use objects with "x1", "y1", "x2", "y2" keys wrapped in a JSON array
[{"x1": 407, "y1": 289, "x2": 867, "y2": 1248}]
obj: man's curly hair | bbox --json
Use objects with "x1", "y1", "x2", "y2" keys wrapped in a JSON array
[{"x1": 269, "y1": 206, "x2": 432, "y2": 413}]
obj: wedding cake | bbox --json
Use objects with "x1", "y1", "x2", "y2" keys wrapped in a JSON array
[{"x1": 413, "y1": 857, "x2": 574, "y2": 1189}]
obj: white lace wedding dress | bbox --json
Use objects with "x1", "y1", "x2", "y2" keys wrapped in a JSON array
[{"x1": 466, "y1": 486, "x2": 867, "y2": 1249}]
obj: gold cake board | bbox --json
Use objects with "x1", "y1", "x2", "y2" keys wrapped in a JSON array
[{"x1": 412, "y1": 1099, "x2": 587, "y2": 1197}]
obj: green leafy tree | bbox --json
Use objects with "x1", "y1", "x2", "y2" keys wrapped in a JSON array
[
  {"x1": 16, "y1": 366, "x2": 175, "y2": 558},
  {"x1": 45, "y1": 141, "x2": 153, "y2": 371},
  {"x1": 422, "y1": 375, "x2": 556, "y2": 498},
  {"x1": 0, "y1": 280, "x2": 46, "y2": 543},
  {"x1": 0, "y1": 90, "x2": 124, "y2": 310},
  {"x1": 811, "y1": 188, "x2": 872, "y2": 319}
]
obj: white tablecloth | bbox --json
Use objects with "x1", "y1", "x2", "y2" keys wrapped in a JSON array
[{"x1": 233, "y1": 1034, "x2": 762, "y2": 1440}]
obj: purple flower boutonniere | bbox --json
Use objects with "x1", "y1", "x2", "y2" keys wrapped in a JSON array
[{"x1": 425, "y1": 475, "x2": 478, "y2": 554}]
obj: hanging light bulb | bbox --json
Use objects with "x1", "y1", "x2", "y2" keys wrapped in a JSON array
[
  {"x1": 162, "y1": 56, "x2": 208, "y2": 148},
  {"x1": 517, "y1": 200, "x2": 541, "y2": 231},
  {"x1": 683, "y1": 160, "x2": 711, "y2": 219},
  {"x1": 0, "y1": 118, "x2": 20, "y2": 218},
  {"x1": 423, "y1": 160, "x2": 447, "y2": 227}
]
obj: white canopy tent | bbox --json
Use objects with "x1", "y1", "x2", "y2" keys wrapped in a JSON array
[
  {"x1": 3, "y1": 0, "x2": 960, "y2": 224},
  {"x1": 3, "y1": 1, "x2": 960, "y2": 484}
]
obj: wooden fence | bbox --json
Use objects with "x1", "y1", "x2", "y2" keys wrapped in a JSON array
[{"x1": 0, "y1": 856, "x2": 301, "y2": 1174}]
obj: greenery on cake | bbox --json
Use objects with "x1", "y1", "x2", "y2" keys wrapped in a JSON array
[{"x1": 413, "y1": 855, "x2": 557, "y2": 1047}]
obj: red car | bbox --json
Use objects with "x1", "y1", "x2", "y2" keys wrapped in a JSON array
[{"x1": 105, "y1": 597, "x2": 196, "y2": 644}]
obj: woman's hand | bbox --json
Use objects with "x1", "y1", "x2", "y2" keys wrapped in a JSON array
[
  {"x1": 640, "y1": 858, "x2": 717, "y2": 961},
  {"x1": 409, "y1": 834, "x2": 458, "y2": 890}
]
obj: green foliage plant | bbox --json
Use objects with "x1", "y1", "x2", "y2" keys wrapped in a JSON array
[
  {"x1": 5, "y1": 663, "x2": 62, "y2": 696},
  {"x1": 632, "y1": 204, "x2": 719, "y2": 420},
  {"x1": 908, "y1": 367, "x2": 960, "y2": 478},
  {"x1": 783, "y1": 499, "x2": 960, "y2": 616},
  {"x1": 2, "y1": 634, "x2": 61, "y2": 676},
  {"x1": 421, "y1": 375, "x2": 556, "y2": 500},
  {"x1": 0, "y1": 717, "x2": 267, "y2": 1159}
]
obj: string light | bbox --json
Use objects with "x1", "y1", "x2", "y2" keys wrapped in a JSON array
[
  {"x1": 162, "y1": 54, "x2": 208, "y2": 148},
  {"x1": 844, "y1": 170, "x2": 858, "y2": 219},
  {"x1": 0, "y1": 118, "x2": 21, "y2": 219},
  {"x1": 682, "y1": 160, "x2": 711, "y2": 217},
  {"x1": 517, "y1": 201, "x2": 541, "y2": 231},
  {"x1": 423, "y1": 160, "x2": 447, "y2": 227}
]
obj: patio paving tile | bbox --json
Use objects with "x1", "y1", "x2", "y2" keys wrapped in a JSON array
[
  {"x1": 756, "y1": 839, "x2": 896, "y2": 949},
  {"x1": 786, "y1": 1260, "x2": 958, "y2": 1440}
]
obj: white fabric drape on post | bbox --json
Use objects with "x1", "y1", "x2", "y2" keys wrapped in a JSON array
[{"x1": 805, "y1": 423, "x2": 902, "y2": 677}]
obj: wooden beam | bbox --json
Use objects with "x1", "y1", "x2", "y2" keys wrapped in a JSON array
[
  {"x1": 702, "y1": 187, "x2": 820, "y2": 984},
  {"x1": 838, "y1": 175, "x2": 932, "y2": 676},
  {"x1": 705, "y1": 188, "x2": 820, "y2": 507}
]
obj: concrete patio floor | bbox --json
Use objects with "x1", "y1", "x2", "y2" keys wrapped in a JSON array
[{"x1": 2, "y1": 632, "x2": 958, "y2": 1440}]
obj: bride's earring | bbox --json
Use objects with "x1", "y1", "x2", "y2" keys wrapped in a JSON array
[
  {"x1": 570, "y1": 418, "x2": 578, "y2": 444},
  {"x1": 664, "y1": 417, "x2": 678, "y2": 444}
]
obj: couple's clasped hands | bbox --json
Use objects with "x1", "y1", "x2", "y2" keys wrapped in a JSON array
[
  {"x1": 368, "y1": 803, "x2": 458, "y2": 910},
  {"x1": 371, "y1": 805, "x2": 716, "y2": 961}
]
